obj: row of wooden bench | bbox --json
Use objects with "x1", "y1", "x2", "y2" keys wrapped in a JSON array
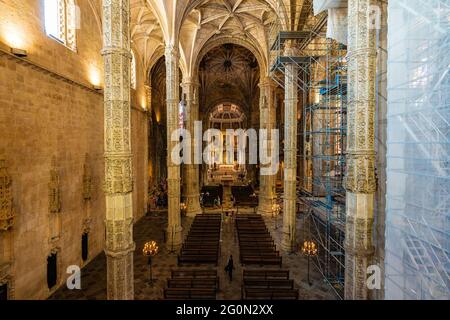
[
  {"x1": 236, "y1": 214, "x2": 282, "y2": 267},
  {"x1": 164, "y1": 269, "x2": 299, "y2": 300},
  {"x1": 241, "y1": 269, "x2": 299, "y2": 300},
  {"x1": 178, "y1": 214, "x2": 222, "y2": 265},
  {"x1": 164, "y1": 270, "x2": 219, "y2": 300}
]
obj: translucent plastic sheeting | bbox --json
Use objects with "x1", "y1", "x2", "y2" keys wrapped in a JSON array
[
  {"x1": 326, "y1": 8, "x2": 347, "y2": 45},
  {"x1": 385, "y1": 0, "x2": 450, "y2": 300},
  {"x1": 313, "y1": 1, "x2": 348, "y2": 45},
  {"x1": 313, "y1": 0, "x2": 347, "y2": 15}
]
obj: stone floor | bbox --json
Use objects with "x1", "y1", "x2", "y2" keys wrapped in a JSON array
[{"x1": 50, "y1": 208, "x2": 337, "y2": 300}]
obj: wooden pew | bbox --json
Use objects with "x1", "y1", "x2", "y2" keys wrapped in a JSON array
[
  {"x1": 243, "y1": 279, "x2": 294, "y2": 289},
  {"x1": 240, "y1": 268, "x2": 298, "y2": 300},
  {"x1": 243, "y1": 270, "x2": 290, "y2": 280},
  {"x1": 171, "y1": 270, "x2": 217, "y2": 279},
  {"x1": 243, "y1": 288, "x2": 299, "y2": 300},
  {"x1": 241, "y1": 256, "x2": 282, "y2": 267},
  {"x1": 178, "y1": 255, "x2": 219, "y2": 265},
  {"x1": 167, "y1": 279, "x2": 218, "y2": 289},
  {"x1": 165, "y1": 269, "x2": 220, "y2": 300},
  {"x1": 164, "y1": 288, "x2": 217, "y2": 300},
  {"x1": 236, "y1": 213, "x2": 283, "y2": 267},
  {"x1": 240, "y1": 249, "x2": 279, "y2": 256},
  {"x1": 178, "y1": 214, "x2": 222, "y2": 266}
]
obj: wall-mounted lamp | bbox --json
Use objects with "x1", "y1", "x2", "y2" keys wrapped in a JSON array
[
  {"x1": 10, "y1": 47, "x2": 27, "y2": 57},
  {"x1": 93, "y1": 85, "x2": 103, "y2": 92}
]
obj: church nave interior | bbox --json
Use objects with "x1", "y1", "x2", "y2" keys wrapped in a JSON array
[{"x1": 0, "y1": 0, "x2": 448, "y2": 302}]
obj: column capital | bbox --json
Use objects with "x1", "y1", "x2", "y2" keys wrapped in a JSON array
[
  {"x1": 259, "y1": 77, "x2": 276, "y2": 89},
  {"x1": 104, "y1": 242, "x2": 136, "y2": 259},
  {"x1": 181, "y1": 79, "x2": 200, "y2": 88},
  {"x1": 165, "y1": 45, "x2": 179, "y2": 58},
  {"x1": 166, "y1": 98, "x2": 179, "y2": 104},
  {"x1": 181, "y1": 76, "x2": 193, "y2": 84}
]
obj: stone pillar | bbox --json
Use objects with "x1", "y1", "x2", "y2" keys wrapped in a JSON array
[
  {"x1": 165, "y1": 45, "x2": 183, "y2": 249},
  {"x1": 0, "y1": 158, "x2": 15, "y2": 299},
  {"x1": 182, "y1": 78, "x2": 202, "y2": 217},
  {"x1": 193, "y1": 84, "x2": 202, "y2": 205},
  {"x1": 258, "y1": 77, "x2": 276, "y2": 216},
  {"x1": 281, "y1": 48, "x2": 299, "y2": 253},
  {"x1": 145, "y1": 83, "x2": 157, "y2": 191},
  {"x1": 145, "y1": 83, "x2": 152, "y2": 115},
  {"x1": 143, "y1": 84, "x2": 151, "y2": 214},
  {"x1": 101, "y1": 0, "x2": 135, "y2": 300},
  {"x1": 344, "y1": 0, "x2": 377, "y2": 300}
]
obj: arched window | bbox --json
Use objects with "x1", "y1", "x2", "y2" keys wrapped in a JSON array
[
  {"x1": 131, "y1": 51, "x2": 137, "y2": 89},
  {"x1": 44, "y1": 0, "x2": 78, "y2": 51}
]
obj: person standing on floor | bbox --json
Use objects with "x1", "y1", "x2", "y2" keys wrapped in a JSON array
[{"x1": 225, "y1": 255, "x2": 235, "y2": 282}]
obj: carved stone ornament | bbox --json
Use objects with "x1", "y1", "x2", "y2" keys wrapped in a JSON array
[
  {"x1": 82, "y1": 218, "x2": 92, "y2": 234},
  {"x1": 344, "y1": 0, "x2": 378, "y2": 300},
  {"x1": 48, "y1": 156, "x2": 62, "y2": 214},
  {"x1": 0, "y1": 159, "x2": 14, "y2": 231},
  {"x1": 104, "y1": 156, "x2": 133, "y2": 195},
  {"x1": 0, "y1": 263, "x2": 13, "y2": 300},
  {"x1": 344, "y1": 154, "x2": 377, "y2": 193},
  {"x1": 102, "y1": 0, "x2": 135, "y2": 300},
  {"x1": 83, "y1": 154, "x2": 93, "y2": 201},
  {"x1": 49, "y1": 246, "x2": 60, "y2": 256},
  {"x1": 261, "y1": 95, "x2": 268, "y2": 109}
]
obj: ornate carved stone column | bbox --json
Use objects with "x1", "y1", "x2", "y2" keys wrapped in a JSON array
[
  {"x1": 182, "y1": 78, "x2": 202, "y2": 217},
  {"x1": 144, "y1": 83, "x2": 152, "y2": 115},
  {"x1": 344, "y1": 0, "x2": 377, "y2": 300},
  {"x1": 0, "y1": 159, "x2": 15, "y2": 232},
  {"x1": 145, "y1": 82, "x2": 155, "y2": 190},
  {"x1": 165, "y1": 45, "x2": 183, "y2": 249},
  {"x1": 0, "y1": 158, "x2": 14, "y2": 300},
  {"x1": 101, "y1": 0, "x2": 135, "y2": 300},
  {"x1": 143, "y1": 83, "x2": 151, "y2": 213},
  {"x1": 258, "y1": 77, "x2": 276, "y2": 216},
  {"x1": 281, "y1": 45, "x2": 299, "y2": 252}
]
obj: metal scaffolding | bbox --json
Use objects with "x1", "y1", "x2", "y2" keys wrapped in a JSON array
[
  {"x1": 299, "y1": 40, "x2": 347, "y2": 300},
  {"x1": 384, "y1": 0, "x2": 450, "y2": 300},
  {"x1": 269, "y1": 1, "x2": 347, "y2": 299}
]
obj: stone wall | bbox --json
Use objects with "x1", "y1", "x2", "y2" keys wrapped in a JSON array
[
  {"x1": 0, "y1": 0, "x2": 149, "y2": 299},
  {"x1": 0, "y1": 0, "x2": 104, "y2": 89},
  {"x1": 132, "y1": 106, "x2": 149, "y2": 221}
]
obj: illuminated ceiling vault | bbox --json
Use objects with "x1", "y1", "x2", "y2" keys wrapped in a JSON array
[
  {"x1": 199, "y1": 44, "x2": 259, "y2": 117},
  {"x1": 126, "y1": 0, "x2": 317, "y2": 80}
]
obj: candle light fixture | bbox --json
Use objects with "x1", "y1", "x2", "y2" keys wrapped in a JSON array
[
  {"x1": 180, "y1": 202, "x2": 187, "y2": 217},
  {"x1": 301, "y1": 240, "x2": 318, "y2": 286},
  {"x1": 143, "y1": 240, "x2": 159, "y2": 286},
  {"x1": 272, "y1": 202, "x2": 281, "y2": 230}
]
